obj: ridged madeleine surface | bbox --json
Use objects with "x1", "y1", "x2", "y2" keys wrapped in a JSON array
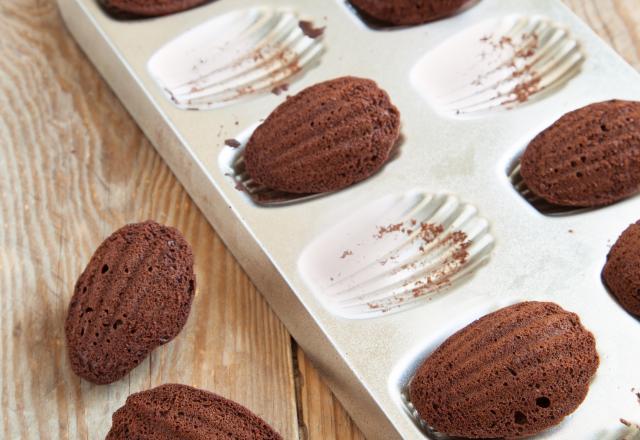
[
  {"x1": 106, "y1": 384, "x2": 282, "y2": 440},
  {"x1": 521, "y1": 100, "x2": 640, "y2": 207},
  {"x1": 349, "y1": 0, "x2": 475, "y2": 26},
  {"x1": 603, "y1": 221, "x2": 640, "y2": 316},
  {"x1": 244, "y1": 76, "x2": 401, "y2": 194},
  {"x1": 409, "y1": 301, "x2": 598, "y2": 439},
  {"x1": 65, "y1": 221, "x2": 195, "y2": 384}
]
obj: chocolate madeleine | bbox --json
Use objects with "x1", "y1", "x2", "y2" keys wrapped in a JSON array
[
  {"x1": 244, "y1": 76, "x2": 401, "y2": 194},
  {"x1": 349, "y1": 0, "x2": 476, "y2": 26},
  {"x1": 603, "y1": 221, "x2": 640, "y2": 316},
  {"x1": 101, "y1": 0, "x2": 208, "y2": 17},
  {"x1": 65, "y1": 221, "x2": 195, "y2": 384},
  {"x1": 106, "y1": 384, "x2": 282, "y2": 439},
  {"x1": 521, "y1": 100, "x2": 640, "y2": 207},
  {"x1": 410, "y1": 301, "x2": 598, "y2": 439}
]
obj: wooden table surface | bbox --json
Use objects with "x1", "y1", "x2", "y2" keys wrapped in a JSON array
[{"x1": 1, "y1": 1, "x2": 639, "y2": 438}]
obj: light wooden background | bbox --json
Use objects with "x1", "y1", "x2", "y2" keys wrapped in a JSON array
[{"x1": 0, "y1": 1, "x2": 638, "y2": 438}]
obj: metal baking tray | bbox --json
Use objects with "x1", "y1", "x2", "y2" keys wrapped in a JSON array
[{"x1": 56, "y1": 0, "x2": 640, "y2": 438}]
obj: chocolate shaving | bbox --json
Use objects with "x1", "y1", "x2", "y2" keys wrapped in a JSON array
[
  {"x1": 299, "y1": 20, "x2": 325, "y2": 39},
  {"x1": 224, "y1": 139, "x2": 241, "y2": 148}
]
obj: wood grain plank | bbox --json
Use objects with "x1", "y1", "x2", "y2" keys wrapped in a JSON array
[
  {"x1": 294, "y1": 346, "x2": 365, "y2": 440},
  {"x1": 0, "y1": 1, "x2": 298, "y2": 438},
  {"x1": 563, "y1": 0, "x2": 640, "y2": 69}
]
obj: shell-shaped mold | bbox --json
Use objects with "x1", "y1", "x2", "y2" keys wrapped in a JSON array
[
  {"x1": 297, "y1": 191, "x2": 494, "y2": 318},
  {"x1": 411, "y1": 15, "x2": 584, "y2": 117},
  {"x1": 147, "y1": 8, "x2": 325, "y2": 110},
  {"x1": 507, "y1": 156, "x2": 588, "y2": 216}
]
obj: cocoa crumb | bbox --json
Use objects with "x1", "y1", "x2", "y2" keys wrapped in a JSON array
[
  {"x1": 224, "y1": 139, "x2": 241, "y2": 148},
  {"x1": 271, "y1": 83, "x2": 289, "y2": 95},
  {"x1": 498, "y1": 36, "x2": 512, "y2": 48},
  {"x1": 340, "y1": 250, "x2": 353, "y2": 259},
  {"x1": 418, "y1": 223, "x2": 445, "y2": 244},
  {"x1": 374, "y1": 222, "x2": 404, "y2": 238},
  {"x1": 299, "y1": 20, "x2": 325, "y2": 39},
  {"x1": 510, "y1": 76, "x2": 541, "y2": 103},
  {"x1": 235, "y1": 84, "x2": 255, "y2": 97}
]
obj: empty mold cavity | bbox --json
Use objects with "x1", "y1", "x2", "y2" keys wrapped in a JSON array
[
  {"x1": 148, "y1": 8, "x2": 325, "y2": 110},
  {"x1": 297, "y1": 190, "x2": 494, "y2": 319},
  {"x1": 506, "y1": 153, "x2": 590, "y2": 216},
  {"x1": 410, "y1": 15, "x2": 584, "y2": 117}
]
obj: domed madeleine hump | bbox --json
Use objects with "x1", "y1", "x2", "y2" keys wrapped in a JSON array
[
  {"x1": 106, "y1": 384, "x2": 283, "y2": 440},
  {"x1": 243, "y1": 76, "x2": 401, "y2": 194},
  {"x1": 65, "y1": 221, "x2": 195, "y2": 384},
  {"x1": 521, "y1": 100, "x2": 640, "y2": 207},
  {"x1": 409, "y1": 301, "x2": 598, "y2": 439}
]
